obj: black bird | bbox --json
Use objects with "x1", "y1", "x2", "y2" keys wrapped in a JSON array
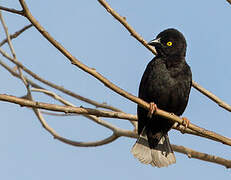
[{"x1": 131, "y1": 28, "x2": 192, "y2": 167}]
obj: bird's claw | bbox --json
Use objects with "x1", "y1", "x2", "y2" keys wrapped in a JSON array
[
  {"x1": 147, "y1": 102, "x2": 158, "y2": 118},
  {"x1": 180, "y1": 117, "x2": 190, "y2": 134}
]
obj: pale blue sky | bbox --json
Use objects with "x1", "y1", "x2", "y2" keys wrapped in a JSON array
[{"x1": 0, "y1": 1, "x2": 231, "y2": 179}]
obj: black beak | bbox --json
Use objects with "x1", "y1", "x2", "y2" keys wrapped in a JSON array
[{"x1": 148, "y1": 37, "x2": 161, "y2": 46}]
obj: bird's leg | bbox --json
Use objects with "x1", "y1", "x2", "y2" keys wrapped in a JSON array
[
  {"x1": 147, "y1": 102, "x2": 158, "y2": 118},
  {"x1": 180, "y1": 117, "x2": 190, "y2": 134}
]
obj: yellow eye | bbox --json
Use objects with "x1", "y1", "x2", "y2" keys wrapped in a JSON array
[{"x1": 166, "y1": 41, "x2": 172, "y2": 46}]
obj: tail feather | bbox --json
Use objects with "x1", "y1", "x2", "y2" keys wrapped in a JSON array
[
  {"x1": 150, "y1": 135, "x2": 176, "y2": 167},
  {"x1": 131, "y1": 128, "x2": 152, "y2": 164},
  {"x1": 131, "y1": 128, "x2": 176, "y2": 167}
]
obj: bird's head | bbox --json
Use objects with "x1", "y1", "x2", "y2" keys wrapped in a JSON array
[{"x1": 148, "y1": 28, "x2": 187, "y2": 57}]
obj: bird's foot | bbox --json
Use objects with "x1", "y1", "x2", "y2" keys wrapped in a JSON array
[
  {"x1": 180, "y1": 117, "x2": 190, "y2": 134},
  {"x1": 147, "y1": 102, "x2": 158, "y2": 118}
]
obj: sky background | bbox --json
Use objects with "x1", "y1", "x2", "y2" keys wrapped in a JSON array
[{"x1": 0, "y1": 0, "x2": 231, "y2": 179}]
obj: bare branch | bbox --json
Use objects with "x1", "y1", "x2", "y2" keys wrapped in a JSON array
[
  {"x1": 0, "y1": 59, "x2": 47, "y2": 91},
  {"x1": 17, "y1": 0, "x2": 231, "y2": 149},
  {"x1": 33, "y1": 87, "x2": 226, "y2": 144},
  {"x1": 58, "y1": 133, "x2": 119, "y2": 147},
  {"x1": 32, "y1": 88, "x2": 76, "y2": 106},
  {"x1": 31, "y1": 88, "x2": 132, "y2": 132},
  {"x1": 0, "y1": 11, "x2": 16, "y2": 58},
  {"x1": 16, "y1": 0, "x2": 214, "y2": 142},
  {"x1": 0, "y1": 94, "x2": 137, "y2": 121},
  {"x1": 25, "y1": 96, "x2": 231, "y2": 168},
  {"x1": 0, "y1": 5, "x2": 23, "y2": 15},
  {"x1": 193, "y1": 81, "x2": 231, "y2": 112},
  {"x1": 33, "y1": 106, "x2": 120, "y2": 147},
  {"x1": 227, "y1": 0, "x2": 231, "y2": 5},
  {"x1": 172, "y1": 123, "x2": 222, "y2": 143},
  {"x1": 31, "y1": 88, "x2": 125, "y2": 146},
  {"x1": 17, "y1": 0, "x2": 149, "y2": 109},
  {"x1": 0, "y1": 47, "x2": 121, "y2": 112},
  {"x1": 2, "y1": 93, "x2": 229, "y2": 167},
  {"x1": 97, "y1": 0, "x2": 231, "y2": 114},
  {"x1": 0, "y1": 60, "x2": 227, "y2": 145},
  {"x1": 33, "y1": 89, "x2": 221, "y2": 143},
  {"x1": 0, "y1": 11, "x2": 28, "y2": 88},
  {"x1": 98, "y1": 0, "x2": 157, "y2": 54},
  {"x1": 1, "y1": 94, "x2": 231, "y2": 146},
  {"x1": 0, "y1": 24, "x2": 32, "y2": 47},
  {"x1": 172, "y1": 144, "x2": 231, "y2": 168},
  {"x1": 31, "y1": 94, "x2": 231, "y2": 169},
  {"x1": 3, "y1": 91, "x2": 229, "y2": 168},
  {"x1": 5, "y1": 54, "x2": 122, "y2": 112},
  {"x1": 0, "y1": 53, "x2": 136, "y2": 130}
]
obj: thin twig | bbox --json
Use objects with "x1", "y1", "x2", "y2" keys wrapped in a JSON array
[
  {"x1": 0, "y1": 11, "x2": 28, "y2": 87},
  {"x1": 193, "y1": 81, "x2": 231, "y2": 112},
  {"x1": 34, "y1": 106, "x2": 120, "y2": 147},
  {"x1": 0, "y1": 24, "x2": 32, "y2": 47},
  {"x1": 0, "y1": 11, "x2": 16, "y2": 58},
  {"x1": 0, "y1": 59, "x2": 48, "y2": 91},
  {"x1": 0, "y1": 6, "x2": 23, "y2": 15}
]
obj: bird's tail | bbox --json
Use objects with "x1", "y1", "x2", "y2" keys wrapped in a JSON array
[{"x1": 131, "y1": 128, "x2": 176, "y2": 167}]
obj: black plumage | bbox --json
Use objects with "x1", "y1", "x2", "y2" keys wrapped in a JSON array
[{"x1": 131, "y1": 28, "x2": 192, "y2": 167}]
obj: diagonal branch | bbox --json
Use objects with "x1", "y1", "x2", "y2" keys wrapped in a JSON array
[
  {"x1": 0, "y1": 5, "x2": 23, "y2": 15},
  {"x1": 193, "y1": 81, "x2": 231, "y2": 112},
  {"x1": 172, "y1": 144, "x2": 231, "y2": 168},
  {"x1": 0, "y1": 11, "x2": 28, "y2": 88},
  {"x1": 98, "y1": 0, "x2": 157, "y2": 54},
  {"x1": 97, "y1": 0, "x2": 231, "y2": 113},
  {"x1": 0, "y1": 24, "x2": 32, "y2": 47}
]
